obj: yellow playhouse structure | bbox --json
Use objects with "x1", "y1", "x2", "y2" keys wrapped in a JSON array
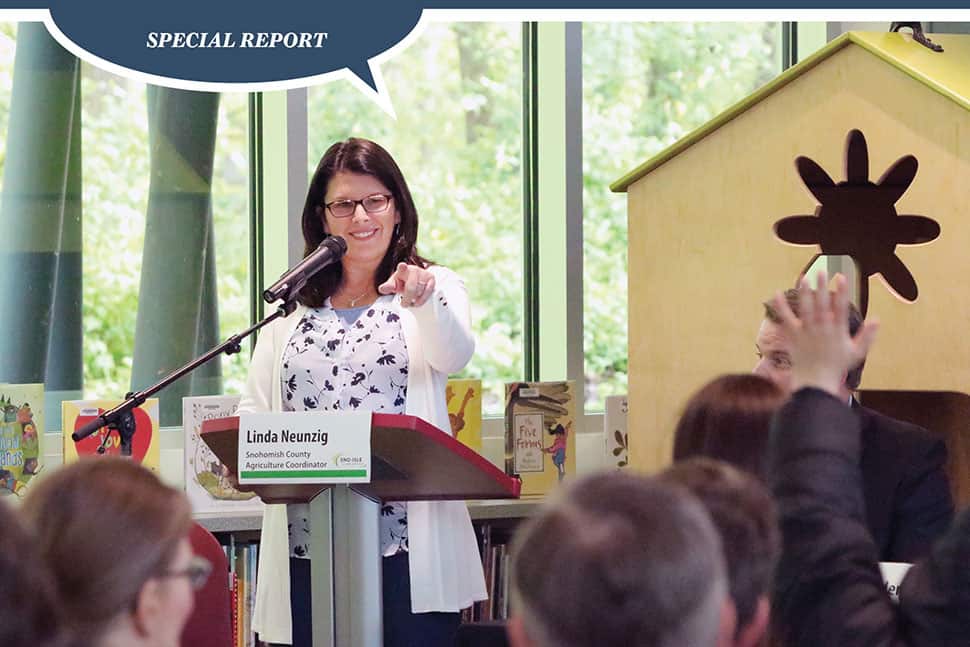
[{"x1": 612, "y1": 31, "x2": 970, "y2": 502}]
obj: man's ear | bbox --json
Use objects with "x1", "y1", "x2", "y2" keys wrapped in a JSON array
[
  {"x1": 132, "y1": 579, "x2": 162, "y2": 638},
  {"x1": 736, "y1": 596, "x2": 771, "y2": 647},
  {"x1": 716, "y1": 598, "x2": 738, "y2": 647},
  {"x1": 506, "y1": 615, "x2": 535, "y2": 647}
]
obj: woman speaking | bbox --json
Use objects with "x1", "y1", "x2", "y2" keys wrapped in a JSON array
[{"x1": 240, "y1": 138, "x2": 486, "y2": 646}]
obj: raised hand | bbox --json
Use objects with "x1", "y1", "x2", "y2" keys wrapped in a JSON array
[
  {"x1": 771, "y1": 271, "x2": 879, "y2": 397},
  {"x1": 378, "y1": 262, "x2": 436, "y2": 308}
]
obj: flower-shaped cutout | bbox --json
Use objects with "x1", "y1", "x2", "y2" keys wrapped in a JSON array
[{"x1": 774, "y1": 129, "x2": 940, "y2": 316}]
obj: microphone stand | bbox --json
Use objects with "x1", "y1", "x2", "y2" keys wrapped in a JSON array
[{"x1": 72, "y1": 297, "x2": 300, "y2": 455}]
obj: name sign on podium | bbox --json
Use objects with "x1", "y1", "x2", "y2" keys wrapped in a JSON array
[{"x1": 237, "y1": 411, "x2": 371, "y2": 484}]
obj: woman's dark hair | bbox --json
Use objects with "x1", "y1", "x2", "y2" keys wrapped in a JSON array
[
  {"x1": 299, "y1": 137, "x2": 431, "y2": 307},
  {"x1": 672, "y1": 374, "x2": 786, "y2": 480}
]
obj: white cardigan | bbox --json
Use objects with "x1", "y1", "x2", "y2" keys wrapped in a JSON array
[{"x1": 240, "y1": 265, "x2": 487, "y2": 644}]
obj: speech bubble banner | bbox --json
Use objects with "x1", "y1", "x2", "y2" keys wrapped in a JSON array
[
  {"x1": 1, "y1": 0, "x2": 964, "y2": 97},
  {"x1": 35, "y1": 0, "x2": 424, "y2": 92}
]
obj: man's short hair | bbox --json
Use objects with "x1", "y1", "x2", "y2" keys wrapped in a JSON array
[
  {"x1": 510, "y1": 471, "x2": 728, "y2": 647},
  {"x1": 763, "y1": 287, "x2": 865, "y2": 389},
  {"x1": 659, "y1": 458, "x2": 781, "y2": 636}
]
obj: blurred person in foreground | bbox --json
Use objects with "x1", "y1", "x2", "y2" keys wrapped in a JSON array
[
  {"x1": 21, "y1": 457, "x2": 207, "y2": 647},
  {"x1": 0, "y1": 499, "x2": 78, "y2": 647},
  {"x1": 660, "y1": 457, "x2": 780, "y2": 647},
  {"x1": 768, "y1": 272, "x2": 970, "y2": 646},
  {"x1": 673, "y1": 373, "x2": 786, "y2": 480},
  {"x1": 506, "y1": 471, "x2": 737, "y2": 647}
]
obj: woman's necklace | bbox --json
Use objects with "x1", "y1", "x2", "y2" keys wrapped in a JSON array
[{"x1": 340, "y1": 287, "x2": 370, "y2": 308}]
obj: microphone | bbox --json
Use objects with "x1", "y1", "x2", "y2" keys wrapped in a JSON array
[
  {"x1": 72, "y1": 415, "x2": 107, "y2": 442},
  {"x1": 71, "y1": 409, "x2": 137, "y2": 457},
  {"x1": 263, "y1": 236, "x2": 347, "y2": 303}
]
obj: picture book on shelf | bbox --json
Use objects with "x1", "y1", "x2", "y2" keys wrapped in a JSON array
[
  {"x1": 183, "y1": 394, "x2": 261, "y2": 514},
  {"x1": 62, "y1": 399, "x2": 160, "y2": 471},
  {"x1": 604, "y1": 395, "x2": 629, "y2": 470},
  {"x1": 0, "y1": 383, "x2": 44, "y2": 498},
  {"x1": 446, "y1": 378, "x2": 482, "y2": 453},
  {"x1": 504, "y1": 381, "x2": 576, "y2": 496}
]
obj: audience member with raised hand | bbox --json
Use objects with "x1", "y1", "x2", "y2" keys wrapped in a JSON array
[
  {"x1": 769, "y1": 272, "x2": 878, "y2": 396},
  {"x1": 0, "y1": 500, "x2": 78, "y2": 647},
  {"x1": 20, "y1": 458, "x2": 205, "y2": 647},
  {"x1": 755, "y1": 281, "x2": 952, "y2": 562},
  {"x1": 660, "y1": 458, "x2": 780, "y2": 647},
  {"x1": 507, "y1": 471, "x2": 737, "y2": 647},
  {"x1": 767, "y1": 272, "x2": 970, "y2": 646}
]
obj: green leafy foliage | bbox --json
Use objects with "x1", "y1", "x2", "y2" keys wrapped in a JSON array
[
  {"x1": 582, "y1": 22, "x2": 780, "y2": 409},
  {"x1": 0, "y1": 24, "x2": 13, "y2": 175}
]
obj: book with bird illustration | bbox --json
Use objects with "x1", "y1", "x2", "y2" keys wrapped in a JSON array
[
  {"x1": 0, "y1": 383, "x2": 44, "y2": 498},
  {"x1": 183, "y1": 394, "x2": 262, "y2": 514},
  {"x1": 504, "y1": 381, "x2": 576, "y2": 496},
  {"x1": 446, "y1": 378, "x2": 482, "y2": 453}
]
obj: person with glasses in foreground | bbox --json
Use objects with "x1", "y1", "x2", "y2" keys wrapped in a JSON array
[
  {"x1": 20, "y1": 457, "x2": 208, "y2": 647},
  {"x1": 768, "y1": 272, "x2": 970, "y2": 646},
  {"x1": 240, "y1": 137, "x2": 485, "y2": 646}
]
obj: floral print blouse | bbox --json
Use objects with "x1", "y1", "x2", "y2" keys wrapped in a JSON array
[{"x1": 280, "y1": 296, "x2": 409, "y2": 558}]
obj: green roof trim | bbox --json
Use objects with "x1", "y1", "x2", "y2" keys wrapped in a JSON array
[
  {"x1": 848, "y1": 31, "x2": 970, "y2": 113},
  {"x1": 611, "y1": 31, "x2": 970, "y2": 193}
]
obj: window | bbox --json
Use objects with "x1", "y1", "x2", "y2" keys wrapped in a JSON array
[
  {"x1": 0, "y1": 23, "x2": 251, "y2": 428},
  {"x1": 582, "y1": 22, "x2": 782, "y2": 410},
  {"x1": 81, "y1": 75, "x2": 251, "y2": 423}
]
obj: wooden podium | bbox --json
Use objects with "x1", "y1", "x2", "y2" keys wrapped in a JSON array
[{"x1": 201, "y1": 413, "x2": 520, "y2": 647}]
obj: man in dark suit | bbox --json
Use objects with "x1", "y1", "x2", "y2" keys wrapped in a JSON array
[
  {"x1": 766, "y1": 273, "x2": 970, "y2": 647},
  {"x1": 754, "y1": 287, "x2": 953, "y2": 562}
]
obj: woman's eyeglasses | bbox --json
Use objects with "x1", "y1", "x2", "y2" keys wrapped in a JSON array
[
  {"x1": 325, "y1": 193, "x2": 392, "y2": 218},
  {"x1": 159, "y1": 555, "x2": 213, "y2": 590}
]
